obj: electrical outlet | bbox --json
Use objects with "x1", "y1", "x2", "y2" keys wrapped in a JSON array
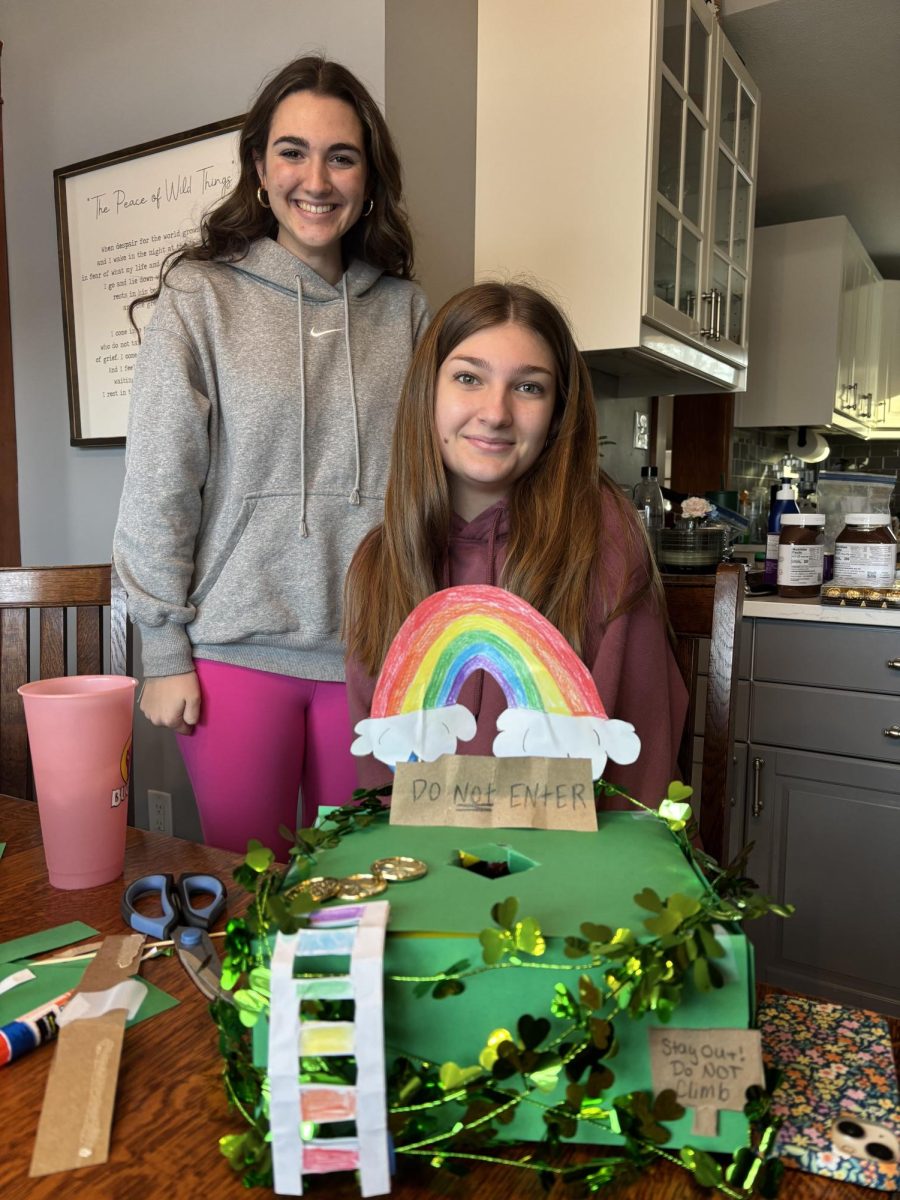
[{"x1": 147, "y1": 789, "x2": 173, "y2": 835}]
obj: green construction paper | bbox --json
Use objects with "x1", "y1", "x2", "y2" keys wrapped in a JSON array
[
  {"x1": 0, "y1": 921, "x2": 98, "y2": 965},
  {"x1": 257, "y1": 812, "x2": 753, "y2": 1153},
  {"x1": 0, "y1": 956, "x2": 178, "y2": 1026},
  {"x1": 308, "y1": 812, "x2": 709, "y2": 936},
  {"x1": 0, "y1": 843, "x2": 6, "y2": 859}
]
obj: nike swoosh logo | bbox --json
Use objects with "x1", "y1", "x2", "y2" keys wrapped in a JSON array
[{"x1": 310, "y1": 328, "x2": 341, "y2": 338}]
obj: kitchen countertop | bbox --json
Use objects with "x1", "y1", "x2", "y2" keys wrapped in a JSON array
[{"x1": 743, "y1": 593, "x2": 900, "y2": 627}]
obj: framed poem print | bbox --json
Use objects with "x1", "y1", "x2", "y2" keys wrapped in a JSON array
[{"x1": 54, "y1": 115, "x2": 243, "y2": 446}]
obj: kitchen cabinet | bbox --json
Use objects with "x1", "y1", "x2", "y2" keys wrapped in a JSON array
[
  {"x1": 735, "y1": 618, "x2": 900, "y2": 1016},
  {"x1": 874, "y1": 280, "x2": 900, "y2": 433},
  {"x1": 734, "y1": 216, "x2": 885, "y2": 434},
  {"x1": 837, "y1": 244, "x2": 881, "y2": 424},
  {"x1": 474, "y1": 0, "x2": 759, "y2": 395}
]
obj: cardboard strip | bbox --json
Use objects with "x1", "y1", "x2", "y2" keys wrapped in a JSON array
[
  {"x1": 29, "y1": 933, "x2": 144, "y2": 1177},
  {"x1": 692, "y1": 1105, "x2": 719, "y2": 1137}
]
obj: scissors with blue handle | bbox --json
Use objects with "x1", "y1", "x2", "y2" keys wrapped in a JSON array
[{"x1": 121, "y1": 873, "x2": 232, "y2": 1004}]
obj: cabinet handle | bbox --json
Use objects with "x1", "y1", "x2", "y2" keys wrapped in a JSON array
[
  {"x1": 845, "y1": 382, "x2": 859, "y2": 411},
  {"x1": 886, "y1": 660, "x2": 900, "y2": 670},
  {"x1": 883, "y1": 726, "x2": 900, "y2": 740},
  {"x1": 751, "y1": 756, "x2": 765, "y2": 817},
  {"x1": 700, "y1": 291, "x2": 716, "y2": 337},
  {"x1": 700, "y1": 289, "x2": 723, "y2": 340}
]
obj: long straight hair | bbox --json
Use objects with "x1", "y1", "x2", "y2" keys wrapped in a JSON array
[
  {"x1": 344, "y1": 282, "x2": 662, "y2": 675},
  {"x1": 131, "y1": 55, "x2": 414, "y2": 326}
]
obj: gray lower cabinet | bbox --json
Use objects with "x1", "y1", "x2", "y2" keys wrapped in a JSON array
[
  {"x1": 736, "y1": 618, "x2": 900, "y2": 1016},
  {"x1": 744, "y1": 744, "x2": 900, "y2": 1016}
]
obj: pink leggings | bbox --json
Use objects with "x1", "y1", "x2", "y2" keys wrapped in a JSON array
[{"x1": 176, "y1": 659, "x2": 359, "y2": 855}]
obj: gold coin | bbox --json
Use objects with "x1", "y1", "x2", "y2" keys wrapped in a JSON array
[
  {"x1": 285, "y1": 876, "x2": 340, "y2": 902},
  {"x1": 337, "y1": 873, "x2": 388, "y2": 900},
  {"x1": 371, "y1": 856, "x2": 428, "y2": 882}
]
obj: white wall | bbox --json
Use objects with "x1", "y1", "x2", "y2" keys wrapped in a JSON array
[{"x1": 3, "y1": 0, "x2": 386, "y2": 835}]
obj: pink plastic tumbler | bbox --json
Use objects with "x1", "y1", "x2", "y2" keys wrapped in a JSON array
[{"x1": 18, "y1": 675, "x2": 138, "y2": 889}]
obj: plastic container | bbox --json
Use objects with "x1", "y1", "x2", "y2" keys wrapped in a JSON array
[
  {"x1": 633, "y1": 466, "x2": 665, "y2": 530},
  {"x1": 833, "y1": 514, "x2": 898, "y2": 588},
  {"x1": 764, "y1": 479, "x2": 800, "y2": 584},
  {"x1": 815, "y1": 470, "x2": 896, "y2": 579},
  {"x1": 18, "y1": 675, "x2": 137, "y2": 889},
  {"x1": 777, "y1": 514, "x2": 826, "y2": 597}
]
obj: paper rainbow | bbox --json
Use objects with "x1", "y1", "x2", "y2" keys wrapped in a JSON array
[
  {"x1": 372, "y1": 585, "x2": 604, "y2": 718},
  {"x1": 352, "y1": 585, "x2": 640, "y2": 779}
]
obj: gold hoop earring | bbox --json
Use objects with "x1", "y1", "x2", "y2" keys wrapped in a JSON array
[
  {"x1": 363, "y1": 198, "x2": 374, "y2": 217},
  {"x1": 257, "y1": 186, "x2": 271, "y2": 210}
]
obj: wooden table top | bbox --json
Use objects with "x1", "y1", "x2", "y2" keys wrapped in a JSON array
[{"x1": 0, "y1": 794, "x2": 892, "y2": 1199}]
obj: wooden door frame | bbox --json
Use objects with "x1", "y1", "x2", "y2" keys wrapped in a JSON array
[{"x1": 0, "y1": 42, "x2": 21, "y2": 566}]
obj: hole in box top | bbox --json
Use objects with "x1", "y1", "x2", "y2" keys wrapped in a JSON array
[{"x1": 453, "y1": 842, "x2": 540, "y2": 880}]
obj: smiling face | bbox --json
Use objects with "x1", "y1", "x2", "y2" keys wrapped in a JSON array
[
  {"x1": 255, "y1": 90, "x2": 368, "y2": 284},
  {"x1": 434, "y1": 321, "x2": 557, "y2": 521}
]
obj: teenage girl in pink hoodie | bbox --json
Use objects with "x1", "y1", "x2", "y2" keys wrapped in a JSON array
[{"x1": 344, "y1": 282, "x2": 687, "y2": 808}]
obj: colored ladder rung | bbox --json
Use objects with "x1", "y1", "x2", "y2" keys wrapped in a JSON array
[
  {"x1": 309, "y1": 904, "x2": 370, "y2": 928},
  {"x1": 301, "y1": 1137, "x2": 359, "y2": 1175},
  {"x1": 293, "y1": 927, "x2": 356, "y2": 956},
  {"x1": 294, "y1": 975, "x2": 354, "y2": 1001},
  {"x1": 298, "y1": 1020, "x2": 355, "y2": 1056},
  {"x1": 299, "y1": 1084, "x2": 356, "y2": 1122}
]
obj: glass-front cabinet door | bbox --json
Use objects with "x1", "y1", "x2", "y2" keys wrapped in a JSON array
[
  {"x1": 646, "y1": 0, "x2": 715, "y2": 342},
  {"x1": 646, "y1": 0, "x2": 759, "y2": 368},
  {"x1": 704, "y1": 33, "x2": 759, "y2": 367}
]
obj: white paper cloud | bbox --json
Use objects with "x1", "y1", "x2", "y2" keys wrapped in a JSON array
[
  {"x1": 352, "y1": 705, "x2": 477, "y2": 767},
  {"x1": 492, "y1": 709, "x2": 640, "y2": 780}
]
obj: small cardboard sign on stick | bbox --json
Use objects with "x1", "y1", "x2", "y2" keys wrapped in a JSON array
[
  {"x1": 648, "y1": 1027, "x2": 764, "y2": 1137},
  {"x1": 391, "y1": 755, "x2": 597, "y2": 831}
]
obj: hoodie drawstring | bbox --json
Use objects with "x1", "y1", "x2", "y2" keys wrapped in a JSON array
[
  {"x1": 486, "y1": 505, "x2": 502, "y2": 586},
  {"x1": 342, "y1": 274, "x2": 362, "y2": 507},
  {"x1": 295, "y1": 276, "x2": 309, "y2": 537},
  {"x1": 295, "y1": 273, "x2": 362, "y2": 536}
]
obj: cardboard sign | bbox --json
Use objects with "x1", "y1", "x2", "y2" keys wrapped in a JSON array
[
  {"x1": 391, "y1": 755, "x2": 597, "y2": 831},
  {"x1": 649, "y1": 1027, "x2": 765, "y2": 1136}
]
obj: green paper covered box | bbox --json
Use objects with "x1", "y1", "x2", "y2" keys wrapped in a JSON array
[{"x1": 253, "y1": 811, "x2": 755, "y2": 1153}]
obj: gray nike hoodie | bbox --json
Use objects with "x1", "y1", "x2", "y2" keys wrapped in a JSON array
[{"x1": 113, "y1": 237, "x2": 430, "y2": 681}]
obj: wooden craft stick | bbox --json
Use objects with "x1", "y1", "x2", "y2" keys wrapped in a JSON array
[{"x1": 29, "y1": 932, "x2": 145, "y2": 1177}]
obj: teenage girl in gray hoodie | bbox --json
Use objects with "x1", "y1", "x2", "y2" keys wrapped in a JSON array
[{"x1": 114, "y1": 57, "x2": 429, "y2": 853}]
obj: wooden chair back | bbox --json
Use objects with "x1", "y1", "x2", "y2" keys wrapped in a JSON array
[
  {"x1": 662, "y1": 562, "x2": 744, "y2": 862},
  {"x1": 0, "y1": 564, "x2": 132, "y2": 808}
]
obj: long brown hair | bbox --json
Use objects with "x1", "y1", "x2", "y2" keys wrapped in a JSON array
[
  {"x1": 344, "y1": 281, "x2": 663, "y2": 675},
  {"x1": 131, "y1": 55, "x2": 414, "y2": 326}
]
